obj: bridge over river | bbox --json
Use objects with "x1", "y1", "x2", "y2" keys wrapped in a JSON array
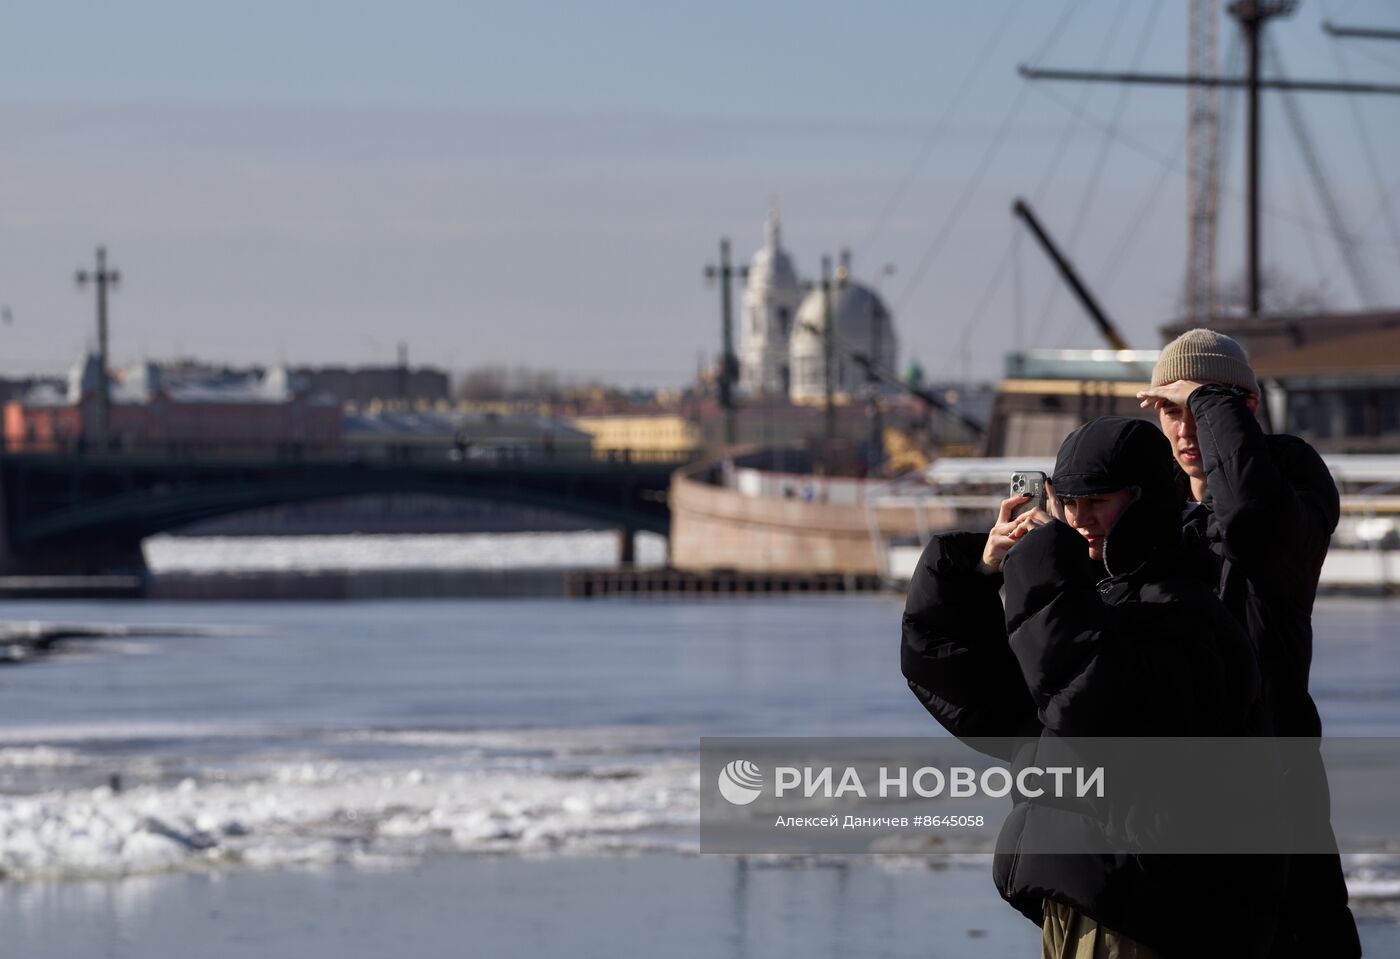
[{"x1": 0, "y1": 444, "x2": 687, "y2": 577}]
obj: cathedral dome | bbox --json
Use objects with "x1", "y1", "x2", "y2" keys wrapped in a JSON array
[
  {"x1": 792, "y1": 282, "x2": 890, "y2": 353},
  {"x1": 789, "y1": 277, "x2": 897, "y2": 403}
]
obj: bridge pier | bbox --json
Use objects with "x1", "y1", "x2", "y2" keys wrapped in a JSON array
[
  {"x1": 617, "y1": 526, "x2": 636, "y2": 567},
  {"x1": 0, "y1": 471, "x2": 10, "y2": 572},
  {"x1": 0, "y1": 538, "x2": 149, "y2": 578}
]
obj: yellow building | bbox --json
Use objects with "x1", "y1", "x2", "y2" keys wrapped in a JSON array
[{"x1": 571, "y1": 413, "x2": 701, "y2": 456}]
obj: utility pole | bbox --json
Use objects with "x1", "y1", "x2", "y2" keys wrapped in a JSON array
[
  {"x1": 818, "y1": 254, "x2": 855, "y2": 452},
  {"x1": 867, "y1": 301, "x2": 884, "y2": 474},
  {"x1": 704, "y1": 239, "x2": 745, "y2": 447},
  {"x1": 76, "y1": 246, "x2": 120, "y2": 450},
  {"x1": 867, "y1": 264, "x2": 894, "y2": 474},
  {"x1": 397, "y1": 340, "x2": 409, "y2": 405},
  {"x1": 820, "y1": 255, "x2": 837, "y2": 449},
  {"x1": 1019, "y1": 1, "x2": 1400, "y2": 319}
]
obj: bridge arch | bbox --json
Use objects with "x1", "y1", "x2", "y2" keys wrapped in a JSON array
[{"x1": 0, "y1": 454, "x2": 675, "y2": 575}]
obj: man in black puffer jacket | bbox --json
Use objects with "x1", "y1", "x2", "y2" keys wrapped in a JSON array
[
  {"x1": 903, "y1": 416, "x2": 1283, "y2": 958},
  {"x1": 1138, "y1": 329, "x2": 1359, "y2": 958}
]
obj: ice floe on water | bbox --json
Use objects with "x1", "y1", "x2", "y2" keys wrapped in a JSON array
[
  {"x1": 0, "y1": 726, "x2": 700, "y2": 881},
  {"x1": 1345, "y1": 853, "x2": 1400, "y2": 905},
  {"x1": 0, "y1": 746, "x2": 88, "y2": 768},
  {"x1": 3, "y1": 723, "x2": 1400, "y2": 893},
  {"x1": 144, "y1": 531, "x2": 668, "y2": 573}
]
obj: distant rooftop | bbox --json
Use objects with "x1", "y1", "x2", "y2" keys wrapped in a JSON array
[
  {"x1": 1159, "y1": 309, "x2": 1400, "y2": 359},
  {"x1": 13, "y1": 355, "x2": 335, "y2": 407},
  {"x1": 344, "y1": 409, "x2": 590, "y2": 440},
  {"x1": 1251, "y1": 326, "x2": 1400, "y2": 378}
]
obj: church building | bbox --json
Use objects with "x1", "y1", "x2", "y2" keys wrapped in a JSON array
[{"x1": 736, "y1": 209, "x2": 898, "y2": 405}]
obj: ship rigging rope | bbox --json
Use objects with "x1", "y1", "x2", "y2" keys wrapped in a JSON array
[
  {"x1": 1216, "y1": 34, "x2": 1244, "y2": 238},
  {"x1": 1278, "y1": 113, "x2": 1336, "y2": 293},
  {"x1": 929, "y1": 3, "x2": 1159, "y2": 375},
  {"x1": 857, "y1": 0, "x2": 1032, "y2": 258},
  {"x1": 1320, "y1": 0, "x2": 1400, "y2": 257},
  {"x1": 1018, "y1": 1, "x2": 1135, "y2": 240},
  {"x1": 1025, "y1": 81, "x2": 1400, "y2": 253},
  {"x1": 934, "y1": 235, "x2": 1016, "y2": 379},
  {"x1": 1029, "y1": 0, "x2": 1164, "y2": 347},
  {"x1": 890, "y1": 0, "x2": 1083, "y2": 314},
  {"x1": 1351, "y1": 174, "x2": 1400, "y2": 249},
  {"x1": 1330, "y1": 27, "x2": 1400, "y2": 75},
  {"x1": 1267, "y1": 43, "x2": 1333, "y2": 296},
  {"x1": 932, "y1": 1, "x2": 1153, "y2": 374},
  {"x1": 1057, "y1": 33, "x2": 1235, "y2": 345},
  {"x1": 1061, "y1": 150, "x2": 1175, "y2": 348},
  {"x1": 1266, "y1": 33, "x2": 1382, "y2": 307}
]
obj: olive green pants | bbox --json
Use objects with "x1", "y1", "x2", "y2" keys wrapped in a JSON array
[{"x1": 1042, "y1": 899, "x2": 1166, "y2": 959}]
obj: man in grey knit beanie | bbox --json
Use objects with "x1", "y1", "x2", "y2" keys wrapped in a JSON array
[
  {"x1": 1150, "y1": 327, "x2": 1259, "y2": 397},
  {"x1": 1138, "y1": 328, "x2": 1260, "y2": 502},
  {"x1": 1138, "y1": 328, "x2": 1359, "y2": 957}
]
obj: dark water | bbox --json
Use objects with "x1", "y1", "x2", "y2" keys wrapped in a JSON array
[
  {"x1": 0, "y1": 596, "x2": 921, "y2": 738},
  {"x1": 2, "y1": 596, "x2": 1390, "y2": 736},
  {"x1": 0, "y1": 595, "x2": 1394, "y2": 957}
]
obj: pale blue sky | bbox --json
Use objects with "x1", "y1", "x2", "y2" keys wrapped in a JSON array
[{"x1": 1, "y1": 0, "x2": 1397, "y2": 383}]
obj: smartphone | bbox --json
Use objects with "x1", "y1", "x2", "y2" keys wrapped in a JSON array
[{"x1": 1009, "y1": 471, "x2": 1047, "y2": 518}]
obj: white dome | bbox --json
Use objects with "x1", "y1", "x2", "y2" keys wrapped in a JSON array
[
  {"x1": 792, "y1": 283, "x2": 890, "y2": 350},
  {"x1": 789, "y1": 281, "x2": 897, "y2": 403}
]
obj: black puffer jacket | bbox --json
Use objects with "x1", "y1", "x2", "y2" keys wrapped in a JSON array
[
  {"x1": 902, "y1": 417, "x2": 1283, "y2": 958},
  {"x1": 1184, "y1": 384, "x2": 1359, "y2": 958}
]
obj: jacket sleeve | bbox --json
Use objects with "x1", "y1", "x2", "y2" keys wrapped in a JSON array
[
  {"x1": 1001, "y1": 522, "x2": 1228, "y2": 736},
  {"x1": 1189, "y1": 384, "x2": 1340, "y2": 571},
  {"x1": 901, "y1": 531, "x2": 1037, "y2": 745}
]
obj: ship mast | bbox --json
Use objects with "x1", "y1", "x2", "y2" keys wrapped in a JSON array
[{"x1": 1021, "y1": 1, "x2": 1400, "y2": 321}]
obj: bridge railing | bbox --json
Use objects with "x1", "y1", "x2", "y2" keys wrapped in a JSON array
[{"x1": 0, "y1": 438, "x2": 698, "y2": 468}]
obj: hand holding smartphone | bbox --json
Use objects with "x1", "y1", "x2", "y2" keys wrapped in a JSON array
[
  {"x1": 983, "y1": 471, "x2": 1052, "y2": 572},
  {"x1": 1009, "y1": 471, "x2": 1047, "y2": 519}
]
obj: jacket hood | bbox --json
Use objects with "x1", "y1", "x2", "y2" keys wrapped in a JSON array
[{"x1": 1052, "y1": 416, "x2": 1183, "y2": 577}]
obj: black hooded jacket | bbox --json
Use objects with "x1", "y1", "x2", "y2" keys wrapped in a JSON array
[
  {"x1": 1183, "y1": 385, "x2": 1358, "y2": 958},
  {"x1": 902, "y1": 417, "x2": 1282, "y2": 957}
]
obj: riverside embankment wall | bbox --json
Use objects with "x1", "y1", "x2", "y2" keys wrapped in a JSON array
[{"x1": 668, "y1": 460, "x2": 953, "y2": 575}]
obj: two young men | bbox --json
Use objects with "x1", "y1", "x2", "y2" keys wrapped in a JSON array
[{"x1": 901, "y1": 329, "x2": 1359, "y2": 956}]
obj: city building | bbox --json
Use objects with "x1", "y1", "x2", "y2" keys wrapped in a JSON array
[
  {"x1": 736, "y1": 211, "x2": 899, "y2": 405},
  {"x1": 738, "y1": 210, "x2": 804, "y2": 397},
  {"x1": 1250, "y1": 324, "x2": 1400, "y2": 452},
  {"x1": 788, "y1": 256, "x2": 898, "y2": 404},
  {"x1": 981, "y1": 349, "x2": 1160, "y2": 457},
  {"x1": 345, "y1": 409, "x2": 593, "y2": 459},
  {"x1": 293, "y1": 364, "x2": 451, "y2": 409},
  {"x1": 570, "y1": 413, "x2": 700, "y2": 456},
  {"x1": 3, "y1": 355, "x2": 342, "y2": 453}
]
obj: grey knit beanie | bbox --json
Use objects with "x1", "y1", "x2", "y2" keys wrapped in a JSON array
[{"x1": 1151, "y1": 328, "x2": 1258, "y2": 393}]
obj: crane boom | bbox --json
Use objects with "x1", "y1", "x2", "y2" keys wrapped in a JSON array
[{"x1": 1011, "y1": 199, "x2": 1132, "y2": 352}]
